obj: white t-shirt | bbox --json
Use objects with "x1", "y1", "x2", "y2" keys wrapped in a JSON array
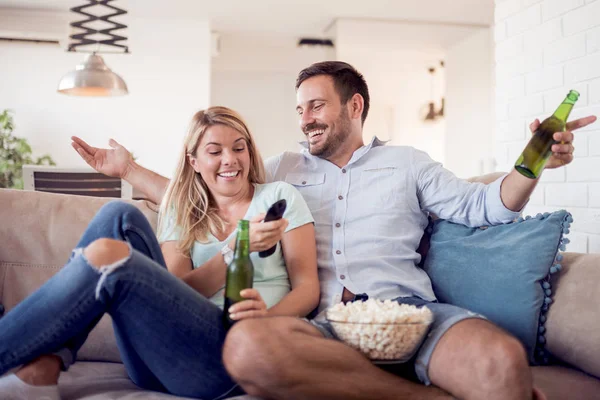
[{"x1": 157, "y1": 181, "x2": 314, "y2": 309}]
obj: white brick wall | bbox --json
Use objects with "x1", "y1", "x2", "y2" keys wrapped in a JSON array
[
  {"x1": 544, "y1": 33, "x2": 587, "y2": 65},
  {"x1": 563, "y1": 0, "x2": 600, "y2": 35},
  {"x1": 590, "y1": 133, "x2": 600, "y2": 155},
  {"x1": 545, "y1": 183, "x2": 588, "y2": 206},
  {"x1": 590, "y1": 234, "x2": 600, "y2": 253},
  {"x1": 588, "y1": 26, "x2": 600, "y2": 53},
  {"x1": 508, "y1": 95, "x2": 544, "y2": 117},
  {"x1": 590, "y1": 183, "x2": 600, "y2": 206},
  {"x1": 566, "y1": 157, "x2": 600, "y2": 181},
  {"x1": 525, "y1": 65, "x2": 563, "y2": 93},
  {"x1": 495, "y1": 0, "x2": 600, "y2": 253},
  {"x1": 591, "y1": 78, "x2": 600, "y2": 104},
  {"x1": 496, "y1": 0, "x2": 525, "y2": 21},
  {"x1": 524, "y1": 19, "x2": 562, "y2": 51},
  {"x1": 542, "y1": 0, "x2": 585, "y2": 21},
  {"x1": 565, "y1": 53, "x2": 600, "y2": 83},
  {"x1": 544, "y1": 83, "x2": 588, "y2": 112},
  {"x1": 507, "y1": 5, "x2": 542, "y2": 36}
]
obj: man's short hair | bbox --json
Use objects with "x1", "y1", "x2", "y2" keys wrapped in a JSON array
[{"x1": 296, "y1": 61, "x2": 370, "y2": 125}]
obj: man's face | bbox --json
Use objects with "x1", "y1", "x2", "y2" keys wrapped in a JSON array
[{"x1": 296, "y1": 75, "x2": 352, "y2": 159}]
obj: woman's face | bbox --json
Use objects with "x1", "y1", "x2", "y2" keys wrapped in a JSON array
[{"x1": 189, "y1": 124, "x2": 252, "y2": 199}]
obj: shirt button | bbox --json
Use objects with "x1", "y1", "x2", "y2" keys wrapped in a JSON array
[
  {"x1": 335, "y1": 223, "x2": 341, "y2": 228},
  {"x1": 338, "y1": 195, "x2": 344, "y2": 200},
  {"x1": 336, "y1": 250, "x2": 342, "y2": 255},
  {"x1": 340, "y1": 274, "x2": 346, "y2": 280},
  {"x1": 302, "y1": 181, "x2": 307, "y2": 185},
  {"x1": 342, "y1": 168, "x2": 347, "y2": 173}
]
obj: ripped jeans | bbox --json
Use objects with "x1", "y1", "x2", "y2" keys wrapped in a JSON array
[{"x1": 0, "y1": 201, "x2": 239, "y2": 400}]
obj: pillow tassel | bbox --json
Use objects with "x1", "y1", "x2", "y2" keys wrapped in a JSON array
[{"x1": 534, "y1": 211, "x2": 572, "y2": 366}]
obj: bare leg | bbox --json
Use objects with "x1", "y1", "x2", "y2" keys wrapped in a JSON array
[
  {"x1": 13, "y1": 355, "x2": 61, "y2": 386},
  {"x1": 223, "y1": 317, "x2": 453, "y2": 400},
  {"x1": 427, "y1": 318, "x2": 540, "y2": 400}
]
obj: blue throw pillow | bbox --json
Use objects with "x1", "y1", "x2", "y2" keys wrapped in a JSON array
[{"x1": 422, "y1": 210, "x2": 572, "y2": 364}]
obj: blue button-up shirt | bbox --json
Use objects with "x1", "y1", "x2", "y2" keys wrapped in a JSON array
[{"x1": 265, "y1": 137, "x2": 520, "y2": 313}]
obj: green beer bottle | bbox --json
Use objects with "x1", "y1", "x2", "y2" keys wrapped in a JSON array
[
  {"x1": 223, "y1": 219, "x2": 254, "y2": 329},
  {"x1": 514, "y1": 90, "x2": 579, "y2": 179}
]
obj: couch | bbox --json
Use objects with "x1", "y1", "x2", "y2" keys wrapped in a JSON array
[{"x1": 1, "y1": 188, "x2": 600, "y2": 399}]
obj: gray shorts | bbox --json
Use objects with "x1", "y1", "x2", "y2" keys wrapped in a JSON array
[{"x1": 308, "y1": 296, "x2": 486, "y2": 385}]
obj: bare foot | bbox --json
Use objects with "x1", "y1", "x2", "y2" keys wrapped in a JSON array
[{"x1": 15, "y1": 355, "x2": 61, "y2": 386}]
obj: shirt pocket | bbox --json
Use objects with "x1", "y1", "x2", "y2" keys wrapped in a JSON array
[
  {"x1": 360, "y1": 167, "x2": 397, "y2": 210},
  {"x1": 285, "y1": 172, "x2": 325, "y2": 210}
]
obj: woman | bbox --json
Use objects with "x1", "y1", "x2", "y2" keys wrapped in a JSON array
[{"x1": 0, "y1": 106, "x2": 319, "y2": 400}]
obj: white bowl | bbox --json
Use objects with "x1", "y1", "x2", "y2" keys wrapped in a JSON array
[{"x1": 327, "y1": 319, "x2": 432, "y2": 362}]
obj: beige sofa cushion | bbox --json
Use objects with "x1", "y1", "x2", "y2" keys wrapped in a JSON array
[
  {"x1": 0, "y1": 189, "x2": 158, "y2": 362},
  {"x1": 0, "y1": 189, "x2": 158, "y2": 268},
  {"x1": 532, "y1": 365, "x2": 600, "y2": 400},
  {"x1": 546, "y1": 252, "x2": 600, "y2": 379},
  {"x1": 53, "y1": 362, "x2": 600, "y2": 400}
]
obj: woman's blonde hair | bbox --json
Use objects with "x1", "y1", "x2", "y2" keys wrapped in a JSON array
[{"x1": 158, "y1": 106, "x2": 265, "y2": 255}]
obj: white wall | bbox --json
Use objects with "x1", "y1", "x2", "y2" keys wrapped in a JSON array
[
  {"x1": 332, "y1": 19, "x2": 482, "y2": 164},
  {"x1": 211, "y1": 20, "x2": 489, "y2": 168},
  {"x1": 211, "y1": 34, "x2": 335, "y2": 158},
  {"x1": 494, "y1": 0, "x2": 600, "y2": 253},
  {"x1": 445, "y1": 28, "x2": 496, "y2": 178},
  {"x1": 359, "y1": 49, "x2": 447, "y2": 164},
  {"x1": 0, "y1": 10, "x2": 211, "y2": 177}
]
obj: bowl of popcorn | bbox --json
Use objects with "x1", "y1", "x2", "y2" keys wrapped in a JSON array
[{"x1": 326, "y1": 299, "x2": 434, "y2": 362}]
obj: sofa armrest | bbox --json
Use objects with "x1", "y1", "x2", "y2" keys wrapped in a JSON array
[{"x1": 547, "y1": 252, "x2": 600, "y2": 379}]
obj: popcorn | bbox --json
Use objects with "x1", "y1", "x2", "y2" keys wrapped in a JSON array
[{"x1": 326, "y1": 299, "x2": 433, "y2": 361}]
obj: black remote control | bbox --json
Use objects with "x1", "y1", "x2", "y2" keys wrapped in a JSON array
[{"x1": 259, "y1": 199, "x2": 287, "y2": 258}]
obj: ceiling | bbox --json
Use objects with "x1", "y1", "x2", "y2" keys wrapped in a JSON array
[{"x1": 0, "y1": 0, "x2": 493, "y2": 37}]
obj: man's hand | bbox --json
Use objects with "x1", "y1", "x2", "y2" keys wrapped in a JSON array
[
  {"x1": 528, "y1": 115, "x2": 597, "y2": 169},
  {"x1": 71, "y1": 136, "x2": 133, "y2": 178}
]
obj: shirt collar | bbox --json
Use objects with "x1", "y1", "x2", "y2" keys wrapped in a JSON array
[{"x1": 299, "y1": 135, "x2": 388, "y2": 165}]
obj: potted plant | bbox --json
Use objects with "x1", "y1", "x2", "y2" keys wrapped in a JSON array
[{"x1": 0, "y1": 109, "x2": 55, "y2": 189}]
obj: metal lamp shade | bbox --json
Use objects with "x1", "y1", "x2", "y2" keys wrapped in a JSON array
[{"x1": 58, "y1": 53, "x2": 128, "y2": 97}]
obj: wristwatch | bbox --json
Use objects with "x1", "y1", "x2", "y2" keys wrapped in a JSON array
[{"x1": 221, "y1": 245, "x2": 234, "y2": 265}]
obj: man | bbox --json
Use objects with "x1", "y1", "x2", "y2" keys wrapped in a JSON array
[{"x1": 72, "y1": 61, "x2": 595, "y2": 400}]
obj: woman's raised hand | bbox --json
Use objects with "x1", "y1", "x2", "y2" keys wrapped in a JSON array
[
  {"x1": 71, "y1": 136, "x2": 133, "y2": 178},
  {"x1": 247, "y1": 213, "x2": 288, "y2": 253}
]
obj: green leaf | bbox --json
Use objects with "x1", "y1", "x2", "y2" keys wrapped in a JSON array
[
  {"x1": 0, "y1": 109, "x2": 55, "y2": 189},
  {"x1": 16, "y1": 139, "x2": 32, "y2": 155},
  {"x1": 0, "y1": 110, "x2": 15, "y2": 134},
  {"x1": 11, "y1": 177, "x2": 24, "y2": 190},
  {"x1": 36, "y1": 155, "x2": 55, "y2": 165}
]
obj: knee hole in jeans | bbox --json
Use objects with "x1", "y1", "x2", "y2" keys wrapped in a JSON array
[{"x1": 84, "y1": 238, "x2": 130, "y2": 268}]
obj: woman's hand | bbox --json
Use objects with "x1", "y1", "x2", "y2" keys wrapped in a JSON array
[
  {"x1": 247, "y1": 213, "x2": 288, "y2": 253},
  {"x1": 228, "y1": 289, "x2": 268, "y2": 321},
  {"x1": 71, "y1": 136, "x2": 133, "y2": 178}
]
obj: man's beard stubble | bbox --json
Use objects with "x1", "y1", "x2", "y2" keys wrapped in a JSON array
[{"x1": 307, "y1": 107, "x2": 352, "y2": 160}]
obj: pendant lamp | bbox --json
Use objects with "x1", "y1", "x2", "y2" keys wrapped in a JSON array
[{"x1": 57, "y1": 0, "x2": 129, "y2": 97}]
